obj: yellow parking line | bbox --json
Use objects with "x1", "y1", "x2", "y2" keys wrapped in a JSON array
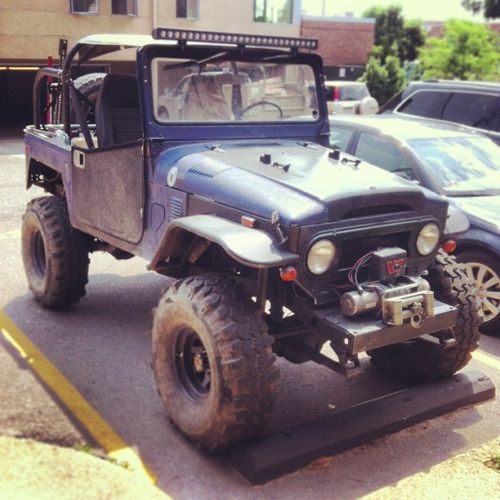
[
  {"x1": 473, "y1": 351, "x2": 500, "y2": 371},
  {"x1": 0, "y1": 310, "x2": 158, "y2": 485},
  {"x1": 0, "y1": 230, "x2": 21, "y2": 241}
]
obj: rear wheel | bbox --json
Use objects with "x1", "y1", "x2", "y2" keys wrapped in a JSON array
[
  {"x1": 369, "y1": 250, "x2": 481, "y2": 383},
  {"x1": 21, "y1": 196, "x2": 89, "y2": 309},
  {"x1": 152, "y1": 274, "x2": 278, "y2": 450},
  {"x1": 456, "y1": 250, "x2": 500, "y2": 335}
]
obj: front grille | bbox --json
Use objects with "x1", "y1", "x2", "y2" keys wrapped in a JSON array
[
  {"x1": 343, "y1": 204, "x2": 410, "y2": 219},
  {"x1": 337, "y1": 231, "x2": 411, "y2": 272}
]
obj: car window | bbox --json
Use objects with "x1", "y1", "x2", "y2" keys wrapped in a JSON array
[
  {"x1": 339, "y1": 84, "x2": 369, "y2": 101},
  {"x1": 151, "y1": 57, "x2": 319, "y2": 123},
  {"x1": 441, "y1": 92, "x2": 500, "y2": 132},
  {"x1": 355, "y1": 132, "x2": 415, "y2": 179},
  {"x1": 329, "y1": 127, "x2": 354, "y2": 150},
  {"x1": 408, "y1": 136, "x2": 500, "y2": 195},
  {"x1": 397, "y1": 90, "x2": 450, "y2": 119}
]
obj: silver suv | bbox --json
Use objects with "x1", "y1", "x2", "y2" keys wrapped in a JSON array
[{"x1": 379, "y1": 80, "x2": 500, "y2": 144}]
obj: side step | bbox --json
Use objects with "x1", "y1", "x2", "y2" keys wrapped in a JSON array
[{"x1": 227, "y1": 370, "x2": 495, "y2": 484}]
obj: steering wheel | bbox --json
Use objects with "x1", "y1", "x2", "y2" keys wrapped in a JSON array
[{"x1": 241, "y1": 100, "x2": 284, "y2": 119}]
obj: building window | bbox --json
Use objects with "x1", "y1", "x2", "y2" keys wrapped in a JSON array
[
  {"x1": 112, "y1": 0, "x2": 137, "y2": 16},
  {"x1": 254, "y1": 0, "x2": 293, "y2": 23},
  {"x1": 70, "y1": 0, "x2": 98, "y2": 14},
  {"x1": 176, "y1": 0, "x2": 199, "y2": 18}
]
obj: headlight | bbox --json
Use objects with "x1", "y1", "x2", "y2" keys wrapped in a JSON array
[
  {"x1": 307, "y1": 239, "x2": 336, "y2": 275},
  {"x1": 416, "y1": 223, "x2": 440, "y2": 256}
]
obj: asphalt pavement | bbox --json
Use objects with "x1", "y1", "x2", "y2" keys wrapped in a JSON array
[{"x1": 1, "y1": 135, "x2": 499, "y2": 498}]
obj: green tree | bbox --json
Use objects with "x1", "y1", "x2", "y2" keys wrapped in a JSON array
[
  {"x1": 420, "y1": 20, "x2": 500, "y2": 80},
  {"x1": 360, "y1": 55, "x2": 405, "y2": 105},
  {"x1": 363, "y1": 5, "x2": 426, "y2": 63},
  {"x1": 461, "y1": 0, "x2": 500, "y2": 19}
]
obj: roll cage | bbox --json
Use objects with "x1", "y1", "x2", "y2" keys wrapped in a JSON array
[{"x1": 31, "y1": 29, "x2": 330, "y2": 146}]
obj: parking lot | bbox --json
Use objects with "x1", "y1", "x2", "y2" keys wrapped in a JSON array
[{"x1": 1, "y1": 135, "x2": 499, "y2": 497}]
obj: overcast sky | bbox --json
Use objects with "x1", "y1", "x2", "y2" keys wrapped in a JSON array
[{"x1": 301, "y1": 0, "x2": 480, "y2": 21}]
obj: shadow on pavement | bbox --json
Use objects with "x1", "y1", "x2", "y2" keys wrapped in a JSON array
[{"x1": 2, "y1": 269, "x2": 496, "y2": 499}]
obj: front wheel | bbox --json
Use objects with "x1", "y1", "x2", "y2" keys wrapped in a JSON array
[
  {"x1": 369, "y1": 250, "x2": 481, "y2": 383},
  {"x1": 152, "y1": 275, "x2": 279, "y2": 450},
  {"x1": 456, "y1": 250, "x2": 500, "y2": 335},
  {"x1": 21, "y1": 196, "x2": 89, "y2": 309}
]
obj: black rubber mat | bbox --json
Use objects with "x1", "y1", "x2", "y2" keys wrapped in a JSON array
[{"x1": 228, "y1": 370, "x2": 495, "y2": 484}]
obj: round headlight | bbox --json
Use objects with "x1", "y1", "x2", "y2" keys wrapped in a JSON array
[
  {"x1": 416, "y1": 223, "x2": 440, "y2": 256},
  {"x1": 307, "y1": 239, "x2": 336, "y2": 275}
]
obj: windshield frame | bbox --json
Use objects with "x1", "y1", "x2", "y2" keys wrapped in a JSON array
[{"x1": 139, "y1": 44, "x2": 330, "y2": 143}]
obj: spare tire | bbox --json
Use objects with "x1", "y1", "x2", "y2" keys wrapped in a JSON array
[
  {"x1": 70, "y1": 72, "x2": 106, "y2": 124},
  {"x1": 53, "y1": 72, "x2": 105, "y2": 124}
]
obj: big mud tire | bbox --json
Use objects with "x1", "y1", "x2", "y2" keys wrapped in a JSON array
[
  {"x1": 369, "y1": 250, "x2": 481, "y2": 383},
  {"x1": 21, "y1": 196, "x2": 89, "y2": 309},
  {"x1": 54, "y1": 72, "x2": 105, "y2": 124},
  {"x1": 152, "y1": 274, "x2": 279, "y2": 451}
]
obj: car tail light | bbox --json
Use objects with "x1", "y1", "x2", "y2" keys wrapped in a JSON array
[{"x1": 333, "y1": 87, "x2": 341, "y2": 101}]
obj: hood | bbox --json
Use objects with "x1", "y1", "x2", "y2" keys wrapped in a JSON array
[
  {"x1": 157, "y1": 141, "x2": 436, "y2": 225},
  {"x1": 452, "y1": 195, "x2": 500, "y2": 234}
]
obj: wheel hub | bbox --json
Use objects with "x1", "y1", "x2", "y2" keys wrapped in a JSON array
[
  {"x1": 463, "y1": 261, "x2": 500, "y2": 323},
  {"x1": 175, "y1": 328, "x2": 211, "y2": 400}
]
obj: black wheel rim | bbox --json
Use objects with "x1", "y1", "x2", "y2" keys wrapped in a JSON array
[
  {"x1": 32, "y1": 230, "x2": 47, "y2": 279},
  {"x1": 174, "y1": 328, "x2": 211, "y2": 400}
]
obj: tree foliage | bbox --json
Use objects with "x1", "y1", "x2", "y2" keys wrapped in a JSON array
[
  {"x1": 363, "y1": 5, "x2": 426, "y2": 63},
  {"x1": 360, "y1": 55, "x2": 406, "y2": 105},
  {"x1": 461, "y1": 0, "x2": 500, "y2": 19},
  {"x1": 420, "y1": 20, "x2": 500, "y2": 80},
  {"x1": 360, "y1": 5, "x2": 421, "y2": 104}
]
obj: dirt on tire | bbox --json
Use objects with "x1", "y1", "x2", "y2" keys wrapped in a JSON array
[
  {"x1": 21, "y1": 196, "x2": 90, "y2": 309},
  {"x1": 152, "y1": 274, "x2": 279, "y2": 451}
]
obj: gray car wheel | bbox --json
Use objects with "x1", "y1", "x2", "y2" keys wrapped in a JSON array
[{"x1": 457, "y1": 251, "x2": 500, "y2": 335}]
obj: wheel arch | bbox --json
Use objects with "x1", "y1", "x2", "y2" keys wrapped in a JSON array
[
  {"x1": 455, "y1": 229, "x2": 500, "y2": 261},
  {"x1": 27, "y1": 158, "x2": 62, "y2": 194},
  {"x1": 148, "y1": 214, "x2": 298, "y2": 272}
]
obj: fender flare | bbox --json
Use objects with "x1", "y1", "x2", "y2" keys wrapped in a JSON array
[{"x1": 149, "y1": 214, "x2": 298, "y2": 271}]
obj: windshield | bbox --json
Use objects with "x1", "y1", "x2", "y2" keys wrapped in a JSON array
[
  {"x1": 407, "y1": 136, "x2": 500, "y2": 196},
  {"x1": 339, "y1": 84, "x2": 369, "y2": 101},
  {"x1": 151, "y1": 57, "x2": 318, "y2": 123}
]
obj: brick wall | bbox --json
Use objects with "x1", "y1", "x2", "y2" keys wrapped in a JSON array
[{"x1": 301, "y1": 17, "x2": 375, "y2": 68}]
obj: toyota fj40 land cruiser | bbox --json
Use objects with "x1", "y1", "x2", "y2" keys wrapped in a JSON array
[{"x1": 23, "y1": 29, "x2": 480, "y2": 450}]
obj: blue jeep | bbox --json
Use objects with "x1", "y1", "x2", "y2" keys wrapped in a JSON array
[{"x1": 22, "y1": 29, "x2": 480, "y2": 450}]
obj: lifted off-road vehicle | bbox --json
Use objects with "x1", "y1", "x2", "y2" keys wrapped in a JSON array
[{"x1": 23, "y1": 29, "x2": 480, "y2": 450}]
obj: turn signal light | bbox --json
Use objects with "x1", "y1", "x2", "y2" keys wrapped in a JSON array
[
  {"x1": 280, "y1": 266, "x2": 297, "y2": 282},
  {"x1": 442, "y1": 239, "x2": 457, "y2": 254}
]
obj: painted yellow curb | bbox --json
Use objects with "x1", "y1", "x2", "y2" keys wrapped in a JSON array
[{"x1": 0, "y1": 310, "x2": 158, "y2": 485}]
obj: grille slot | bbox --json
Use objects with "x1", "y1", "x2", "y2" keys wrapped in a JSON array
[
  {"x1": 188, "y1": 159, "x2": 230, "y2": 178},
  {"x1": 168, "y1": 197, "x2": 185, "y2": 221},
  {"x1": 338, "y1": 232, "x2": 411, "y2": 271},
  {"x1": 342, "y1": 204, "x2": 410, "y2": 219}
]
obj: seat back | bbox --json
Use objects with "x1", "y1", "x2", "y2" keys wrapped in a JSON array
[
  {"x1": 96, "y1": 74, "x2": 142, "y2": 148},
  {"x1": 180, "y1": 74, "x2": 233, "y2": 121}
]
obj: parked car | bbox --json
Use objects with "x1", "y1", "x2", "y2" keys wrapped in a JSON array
[
  {"x1": 330, "y1": 114, "x2": 500, "y2": 334},
  {"x1": 379, "y1": 80, "x2": 500, "y2": 145},
  {"x1": 325, "y1": 80, "x2": 379, "y2": 115}
]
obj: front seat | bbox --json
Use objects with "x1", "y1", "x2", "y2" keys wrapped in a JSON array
[{"x1": 95, "y1": 74, "x2": 142, "y2": 148}]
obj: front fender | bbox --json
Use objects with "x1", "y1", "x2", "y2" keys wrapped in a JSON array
[
  {"x1": 149, "y1": 214, "x2": 298, "y2": 270},
  {"x1": 456, "y1": 227, "x2": 500, "y2": 257}
]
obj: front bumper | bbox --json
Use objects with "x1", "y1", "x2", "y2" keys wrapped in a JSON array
[{"x1": 312, "y1": 299, "x2": 457, "y2": 355}]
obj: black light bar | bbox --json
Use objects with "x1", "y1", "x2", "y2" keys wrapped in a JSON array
[{"x1": 152, "y1": 27, "x2": 318, "y2": 50}]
